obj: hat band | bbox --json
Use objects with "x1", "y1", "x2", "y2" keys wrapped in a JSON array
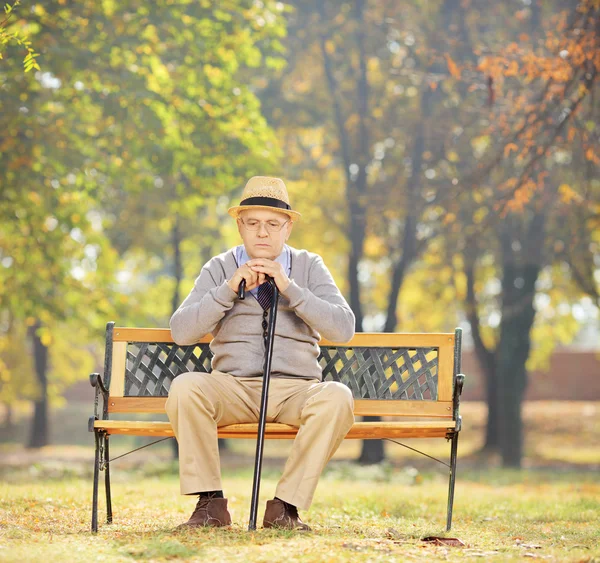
[{"x1": 240, "y1": 196, "x2": 291, "y2": 211}]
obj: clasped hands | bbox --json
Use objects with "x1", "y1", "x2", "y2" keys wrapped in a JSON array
[{"x1": 227, "y1": 259, "x2": 291, "y2": 295}]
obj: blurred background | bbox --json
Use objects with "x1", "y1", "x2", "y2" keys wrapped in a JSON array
[{"x1": 1, "y1": 0, "x2": 599, "y2": 476}]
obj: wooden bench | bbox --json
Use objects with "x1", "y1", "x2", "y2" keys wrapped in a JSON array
[{"x1": 90, "y1": 322, "x2": 465, "y2": 532}]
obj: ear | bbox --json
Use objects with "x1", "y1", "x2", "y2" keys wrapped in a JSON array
[{"x1": 285, "y1": 221, "x2": 293, "y2": 241}]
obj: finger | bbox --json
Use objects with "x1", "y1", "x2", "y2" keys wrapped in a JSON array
[
  {"x1": 247, "y1": 258, "x2": 275, "y2": 267},
  {"x1": 242, "y1": 270, "x2": 258, "y2": 286},
  {"x1": 250, "y1": 265, "x2": 276, "y2": 274}
]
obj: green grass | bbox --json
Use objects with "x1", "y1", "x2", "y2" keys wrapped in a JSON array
[
  {"x1": 1, "y1": 401, "x2": 599, "y2": 561},
  {"x1": 1, "y1": 464, "x2": 599, "y2": 562}
]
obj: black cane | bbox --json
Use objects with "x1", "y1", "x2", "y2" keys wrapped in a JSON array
[
  {"x1": 238, "y1": 279, "x2": 246, "y2": 300},
  {"x1": 237, "y1": 277, "x2": 279, "y2": 531}
]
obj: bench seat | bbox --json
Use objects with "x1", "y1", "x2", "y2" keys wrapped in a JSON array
[{"x1": 93, "y1": 419, "x2": 456, "y2": 439}]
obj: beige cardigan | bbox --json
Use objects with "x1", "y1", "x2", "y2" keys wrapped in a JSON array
[{"x1": 169, "y1": 246, "x2": 355, "y2": 380}]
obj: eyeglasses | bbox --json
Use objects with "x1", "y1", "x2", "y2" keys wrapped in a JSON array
[{"x1": 239, "y1": 218, "x2": 291, "y2": 233}]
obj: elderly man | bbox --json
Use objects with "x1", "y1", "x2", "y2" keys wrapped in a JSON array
[{"x1": 166, "y1": 176, "x2": 355, "y2": 531}]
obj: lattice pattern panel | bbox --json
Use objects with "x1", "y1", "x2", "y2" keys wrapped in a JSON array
[
  {"x1": 123, "y1": 342, "x2": 438, "y2": 400},
  {"x1": 320, "y1": 347, "x2": 438, "y2": 400},
  {"x1": 124, "y1": 342, "x2": 213, "y2": 396}
]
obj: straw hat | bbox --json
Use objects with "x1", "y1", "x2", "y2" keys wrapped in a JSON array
[{"x1": 228, "y1": 176, "x2": 301, "y2": 221}]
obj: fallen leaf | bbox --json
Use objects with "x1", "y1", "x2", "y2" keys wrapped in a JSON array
[{"x1": 422, "y1": 536, "x2": 466, "y2": 547}]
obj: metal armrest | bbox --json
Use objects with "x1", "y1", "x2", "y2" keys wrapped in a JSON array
[
  {"x1": 456, "y1": 374, "x2": 465, "y2": 396},
  {"x1": 90, "y1": 372, "x2": 108, "y2": 394},
  {"x1": 90, "y1": 372, "x2": 109, "y2": 429}
]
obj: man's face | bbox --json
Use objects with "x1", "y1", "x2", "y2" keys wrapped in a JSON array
[{"x1": 237, "y1": 208, "x2": 293, "y2": 259}]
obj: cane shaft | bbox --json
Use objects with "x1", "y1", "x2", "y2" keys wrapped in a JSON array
[{"x1": 248, "y1": 278, "x2": 279, "y2": 530}]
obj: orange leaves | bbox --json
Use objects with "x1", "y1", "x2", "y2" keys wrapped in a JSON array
[
  {"x1": 478, "y1": 56, "x2": 490, "y2": 73},
  {"x1": 504, "y1": 143, "x2": 518, "y2": 158},
  {"x1": 505, "y1": 60, "x2": 520, "y2": 77},
  {"x1": 585, "y1": 148, "x2": 600, "y2": 165},
  {"x1": 445, "y1": 54, "x2": 461, "y2": 79}
]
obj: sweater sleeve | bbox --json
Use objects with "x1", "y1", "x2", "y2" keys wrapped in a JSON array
[
  {"x1": 281, "y1": 255, "x2": 355, "y2": 342},
  {"x1": 169, "y1": 263, "x2": 238, "y2": 345}
]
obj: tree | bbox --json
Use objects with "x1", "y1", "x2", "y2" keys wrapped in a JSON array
[
  {"x1": 0, "y1": 0, "x2": 287, "y2": 447},
  {"x1": 0, "y1": 1, "x2": 40, "y2": 72},
  {"x1": 449, "y1": 0, "x2": 600, "y2": 465}
]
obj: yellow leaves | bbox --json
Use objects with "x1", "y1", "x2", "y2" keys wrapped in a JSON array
[
  {"x1": 367, "y1": 57, "x2": 380, "y2": 73},
  {"x1": 471, "y1": 135, "x2": 490, "y2": 158},
  {"x1": 447, "y1": 150, "x2": 459, "y2": 163},
  {"x1": 364, "y1": 235, "x2": 385, "y2": 258},
  {"x1": 325, "y1": 40, "x2": 335, "y2": 55},
  {"x1": 39, "y1": 328, "x2": 53, "y2": 347},
  {"x1": 445, "y1": 54, "x2": 461, "y2": 79},
  {"x1": 28, "y1": 192, "x2": 42, "y2": 205},
  {"x1": 558, "y1": 184, "x2": 581, "y2": 205},
  {"x1": 310, "y1": 145, "x2": 322, "y2": 160},
  {"x1": 473, "y1": 208, "x2": 488, "y2": 224}
]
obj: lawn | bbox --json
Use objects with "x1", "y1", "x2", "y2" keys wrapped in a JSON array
[
  {"x1": 0, "y1": 465, "x2": 598, "y2": 562},
  {"x1": 0, "y1": 401, "x2": 599, "y2": 562}
]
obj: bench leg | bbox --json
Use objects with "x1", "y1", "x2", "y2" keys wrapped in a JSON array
[
  {"x1": 446, "y1": 432, "x2": 459, "y2": 531},
  {"x1": 104, "y1": 434, "x2": 113, "y2": 524},
  {"x1": 92, "y1": 430, "x2": 101, "y2": 533}
]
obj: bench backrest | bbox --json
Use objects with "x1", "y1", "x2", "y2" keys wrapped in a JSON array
[{"x1": 103, "y1": 324, "x2": 462, "y2": 419}]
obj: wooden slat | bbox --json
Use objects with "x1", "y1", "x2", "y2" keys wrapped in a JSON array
[
  {"x1": 94, "y1": 420, "x2": 455, "y2": 439},
  {"x1": 321, "y1": 333, "x2": 455, "y2": 348},
  {"x1": 113, "y1": 328, "x2": 212, "y2": 344},
  {"x1": 437, "y1": 337, "x2": 455, "y2": 402},
  {"x1": 354, "y1": 399, "x2": 452, "y2": 417},
  {"x1": 113, "y1": 327, "x2": 455, "y2": 349},
  {"x1": 108, "y1": 397, "x2": 166, "y2": 412},
  {"x1": 107, "y1": 396, "x2": 453, "y2": 418},
  {"x1": 109, "y1": 342, "x2": 127, "y2": 397}
]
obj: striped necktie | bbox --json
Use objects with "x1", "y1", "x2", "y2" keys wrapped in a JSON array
[{"x1": 256, "y1": 281, "x2": 274, "y2": 311}]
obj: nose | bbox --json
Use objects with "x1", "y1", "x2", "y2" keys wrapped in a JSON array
[{"x1": 257, "y1": 222, "x2": 269, "y2": 236}]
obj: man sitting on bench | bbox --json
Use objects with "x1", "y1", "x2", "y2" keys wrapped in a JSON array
[{"x1": 167, "y1": 176, "x2": 355, "y2": 531}]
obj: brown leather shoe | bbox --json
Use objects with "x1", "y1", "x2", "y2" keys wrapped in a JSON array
[
  {"x1": 263, "y1": 499, "x2": 311, "y2": 531},
  {"x1": 178, "y1": 496, "x2": 232, "y2": 528}
]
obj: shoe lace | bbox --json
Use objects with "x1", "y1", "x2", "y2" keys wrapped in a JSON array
[{"x1": 193, "y1": 496, "x2": 212, "y2": 517}]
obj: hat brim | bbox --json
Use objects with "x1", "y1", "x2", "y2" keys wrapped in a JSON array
[{"x1": 228, "y1": 205, "x2": 301, "y2": 222}]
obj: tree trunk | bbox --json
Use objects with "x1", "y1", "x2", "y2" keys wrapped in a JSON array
[
  {"x1": 496, "y1": 261, "x2": 539, "y2": 467},
  {"x1": 382, "y1": 86, "x2": 431, "y2": 332},
  {"x1": 353, "y1": 0, "x2": 383, "y2": 464},
  {"x1": 1, "y1": 404, "x2": 14, "y2": 428},
  {"x1": 358, "y1": 416, "x2": 385, "y2": 464},
  {"x1": 496, "y1": 214, "x2": 544, "y2": 467},
  {"x1": 171, "y1": 213, "x2": 182, "y2": 316},
  {"x1": 171, "y1": 215, "x2": 182, "y2": 460},
  {"x1": 28, "y1": 321, "x2": 49, "y2": 449},
  {"x1": 483, "y1": 368, "x2": 499, "y2": 450}
]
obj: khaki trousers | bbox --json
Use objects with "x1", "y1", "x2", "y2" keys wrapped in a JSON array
[{"x1": 165, "y1": 370, "x2": 355, "y2": 510}]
